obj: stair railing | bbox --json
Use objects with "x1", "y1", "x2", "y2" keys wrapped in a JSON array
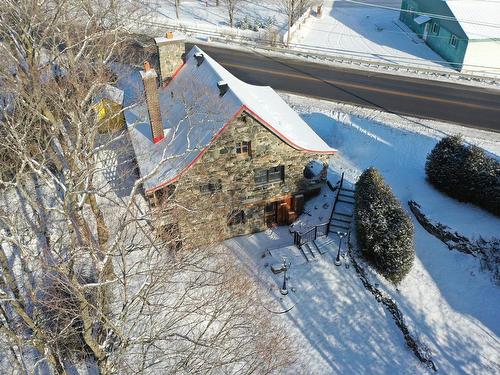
[
  {"x1": 327, "y1": 172, "x2": 345, "y2": 234},
  {"x1": 294, "y1": 173, "x2": 346, "y2": 247}
]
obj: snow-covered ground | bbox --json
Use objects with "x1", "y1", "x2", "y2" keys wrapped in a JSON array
[
  {"x1": 227, "y1": 228, "x2": 427, "y2": 374},
  {"x1": 133, "y1": 0, "x2": 500, "y2": 87},
  {"x1": 226, "y1": 94, "x2": 500, "y2": 374},
  {"x1": 139, "y1": 0, "x2": 288, "y2": 33},
  {"x1": 294, "y1": 0, "x2": 452, "y2": 70}
]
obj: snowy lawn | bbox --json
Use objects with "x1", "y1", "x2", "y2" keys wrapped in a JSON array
[
  {"x1": 227, "y1": 95, "x2": 500, "y2": 374},
  {"x1": 226, "y1": 228, "x2": 426, "y2": 374},
  {"x1": 141, "y1": 0, "x2": 288, "y2": 32},
  {"x1": 294, "y1": 0, "x2": 452, "y2": 70}
]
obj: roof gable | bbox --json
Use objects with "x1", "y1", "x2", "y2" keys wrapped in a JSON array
[
  {"x1": 123, "y1": 46, "x2": 336, "y2": 193},
  {"x1": 410, "y1": 0, "x2": 466, "y2": 38}
]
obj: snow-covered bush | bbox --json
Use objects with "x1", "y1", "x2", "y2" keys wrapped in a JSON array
[
  {"x1": 235, "y1": 15, "x2": 276, "y2": 31},
  {"x1": 355, "y1": 168, "x2": 415, "y2": 284},
  {"x1": 425, "y1": 136, "x2": 500, "y2": 217}
]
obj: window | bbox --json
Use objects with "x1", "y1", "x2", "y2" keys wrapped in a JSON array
[
  {"x1": 264, "y1": 202, "x2": 277, "y2": 226},
  {"x1": 432, "y1": 22, "x2": 439, "y2": 34},
  {"x1": 228, "y1": 210, "x2": 245, "y2": 226},
  {"x1": 265, "y1": 202, "x2": 276, "y2": 213},
  {"x1": 254, "y1": 169, "x2": 268, "y2": 185},
  {"x1": 450, "y1": 34, "x2": 458, "y2": 48},
  {"x1": 254, "y1": 166, "x2": 285, "y2": 185},
  {"x1": 199, "y1": 180, "x2": 222, "y2": 194},
  {"x1": 268, "y1": 166, "x2": 284, "y2": 182},
  {"x1": 150, "y1": 184, "x2": 176, "y2": 207},
  {"x1": 235, "y1": 141, "x2": 251, "y2": 156},
  {"x1": 159, "y1": 223, "x2": 182, "y2": 251}
]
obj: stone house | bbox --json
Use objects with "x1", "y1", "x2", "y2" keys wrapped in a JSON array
[{"x1": 124, "y1": 34, "x2": 336, "y2": 249}]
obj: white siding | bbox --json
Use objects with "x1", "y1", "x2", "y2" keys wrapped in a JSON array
[{"x1": 462, "y1": 40, "x2": 500, "y2": 74}]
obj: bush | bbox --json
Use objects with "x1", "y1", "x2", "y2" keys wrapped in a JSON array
[
  {"x1": 355, "y1": 168, "x2": 415, "y2": 284},
  {"x1": 425, "y1": 136, "x2": 500, "y2": 216}
]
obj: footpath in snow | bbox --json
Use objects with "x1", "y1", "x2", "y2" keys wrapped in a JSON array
[{"x1": 228, "y1": 94, "x2": 500, "y2": 374}]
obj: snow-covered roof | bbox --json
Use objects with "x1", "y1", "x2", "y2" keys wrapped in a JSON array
[
  {"x1": 445, "y1": 1, "x2": 500, "y2": 40},
  {"x1": 123, "y1": 46, "x2": 336, "y2": 193},
  {"x1": 414, "y1": 15, "x2": 431, "y2": 25},
  {"x1": 94, "y1": 84, "x2": 124, "y2": 105}
]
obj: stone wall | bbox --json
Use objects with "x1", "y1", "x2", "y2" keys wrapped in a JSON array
[{"x1": 156, "y1": 110, "x2": 332, "y2": 249}]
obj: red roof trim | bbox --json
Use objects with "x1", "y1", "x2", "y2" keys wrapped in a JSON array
[
  {"x1": 145, "y1": 106, "x2": 246, "y2": 194},
  {"x1": 161, "y1": 62, "x2": 185, "y2": 88},
  {"x1": 242, "y1": 105, "x2": 337, "y2": 155},
  {"x1": 145, "y1": 105, "x2": 336, "y2": 194}
]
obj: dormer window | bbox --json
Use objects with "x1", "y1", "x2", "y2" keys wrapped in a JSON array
[{"x1": 235, "y1": 141, "x2": 251, "y2": 156}]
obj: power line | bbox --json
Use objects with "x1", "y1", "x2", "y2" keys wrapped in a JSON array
[{"x1": 125, "y1": 1, "x2": 500, "y2": 73}]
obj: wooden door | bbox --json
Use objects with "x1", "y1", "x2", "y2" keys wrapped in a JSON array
[
  {"x1": 264, "y1": 202, "x2": 277, "y2": 227},
  {"x1": 278, "y1": 203, "x2": 288, "y2": 225}
]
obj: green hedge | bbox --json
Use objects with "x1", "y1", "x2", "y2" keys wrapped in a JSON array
[
  {"x1": 425, "y1": 136, "x2": 500, "y2": 217},
  {"x1": 355, "y1": 168, "x2": 415, "y2": 284}
]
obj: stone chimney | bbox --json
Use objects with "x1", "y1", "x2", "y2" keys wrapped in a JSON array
[
  {"x1": 155, "y1": 32, "x2": 186, "y2": 83},
  {"x1": 141, "y1": 61, "x2": 164, "y2": 143}
]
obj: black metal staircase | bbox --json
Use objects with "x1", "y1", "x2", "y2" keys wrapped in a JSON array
[{"x1": 293, "y1": 172, "x2": 355, "y2": 262}]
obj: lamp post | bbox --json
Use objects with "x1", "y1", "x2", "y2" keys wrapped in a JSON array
[
  {"x1": 280, "y1": 257, "x2": 290, "y2": 295},
  {"x1": 335, "y1": 231, "x2": 345, "y2": 266}
]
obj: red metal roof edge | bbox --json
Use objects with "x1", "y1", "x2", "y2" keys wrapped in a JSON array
[
  {"x1": 145, "y1": 105, "x2": 335, "y2": 194},
  {"x1": 145, "y1": 106, "x2": 246, "y2": 194},
  {"x1": 242, "y1": 105, "x2": 337, "y2": 155}
]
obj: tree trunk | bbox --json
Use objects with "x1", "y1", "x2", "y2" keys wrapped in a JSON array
[
  {"x1": 287, "y1": 15, "x2": 292, "y2": 46},
  {"x1": 87, "y1": 180, "x2": 110, "y2": 249}
]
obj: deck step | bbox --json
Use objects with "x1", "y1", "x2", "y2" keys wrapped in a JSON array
[
  {"x1": 331, "y1": 217, "x2": 351, "y2": 224},
  {"x1": 330, "y1": 223, "x2": 350, "y2": 230},
  {"x1": 341, "y1": 188, "x2": 355, "y2": 193},
  {"x1": 337, "y1": 199, "x2": 355, "y2": 204},
  {"x1": 304, "y1": 242, "x2": 316, "y2": 258},
  {"x1": 298, "y1": 245, "x2": 310, "y2": 262},
  {"x1": 334, "y1": 212, "x2": 353, "y2": 218},
  {"x1": 312, "y1": 240, "x2": 327, "y2": 255},
  {"x1": 339, "y1": 193, "x2": 355, "y2": 199}
]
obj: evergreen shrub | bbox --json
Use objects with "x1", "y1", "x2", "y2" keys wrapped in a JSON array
[
  {"x1": 425, "y1": 136, "x2": 500, "y2": 216},
  {"x1": 355, "y1": 168, "x2": 415, "y2": 283}
]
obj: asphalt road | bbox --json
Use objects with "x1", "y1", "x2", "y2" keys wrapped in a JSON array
[{"x1": 188, "y1": 44, "x2": 500, "y2": 132}]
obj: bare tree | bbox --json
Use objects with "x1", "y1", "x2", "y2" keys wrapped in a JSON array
[
  {"x1": 0, "y1": 0, "x2": 296, "y2": 373},
  {"x1": 222, "y1": 0, "x2": 242, "y2": 28},
  {"x1": 175, "y1": 0, "x2": 181, "y2": 19},
  {"x1": 279, "y1": 0, "x2": 311, "y2": 45}
]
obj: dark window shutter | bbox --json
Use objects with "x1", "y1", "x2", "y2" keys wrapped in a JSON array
[{"x1": 294, "y1": 194, "x2": 304, "y2": 214}]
